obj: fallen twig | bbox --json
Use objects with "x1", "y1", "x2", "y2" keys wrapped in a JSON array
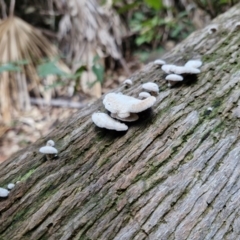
[{"x1": 30, "y1": 98, "x2": 86, "y2": 109}]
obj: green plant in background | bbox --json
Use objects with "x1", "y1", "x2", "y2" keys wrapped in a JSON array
[
  {"x1": 0, "y1": 59, "x2": 30, "y2": 74},
  {"x1": 37, "y1": 56, "x2": 104, "y2": 91},
  {"x1": 114, "y1": 0, "x2": 195, "y2": 51},
  {"x1": 37, "y1": 58, "x2": 68, "y2": 78},
  {"x1": 91, "y1": 55, "x2": 104, "y2": 85}
]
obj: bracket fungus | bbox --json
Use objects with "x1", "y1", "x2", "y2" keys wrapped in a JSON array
[
  {"x1": 154, "y1": 59, "x2": 166, "y2": 66},
  {"x1": 92, "y1": 112, "x2": 128, "y2": 131},
  {"x1": 39, "y1": 140, "x2": 58, "y2": 160},
  {"x1": 139, "y1": 92, "x2": 151, "y2": 99},
  {"x1": 7, "y1": 183, "x2": 15, "y2": 190},
  {"x1": 162, "y1": 64, "x2": 201, "y2": 75},
  {"x1": 185, "y1": 60, "x2": 202, "y2": 69},
  {"x1": 0, "y1": 187, "x2": 9, "y2": 198},
  {"x1": 123, "y1": 79, "x2": 133, "y2": 85},
  {"x1": 142, "y1": 82, "x2": 159, "y2": 93},
  {"x1": 165, "y1": 74, "x2": 183, "y2": 87},
  {"x1": 103, "y1": 92, "x2": 156, "y2": 118}
]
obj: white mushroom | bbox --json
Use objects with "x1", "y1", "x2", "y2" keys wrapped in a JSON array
[
  {"x1": 172, "y1": 66, "x2": 200, "y2": 74},
  {"x1": 7, "y1": 183, "x2": 15, "y2": 190},
  {"x1": 123, "y1": 79, "x2": 133, "y2": 85},
  {"x1": 154, "y1": 59, "x2": 166, "y2": 66},
  {"x1": 92, "y1": 112, "x2": 128, "y2": 131},
  {"x1": 165, "y1": 74, "x2": 183, "y2": 81},
  {"x1": 207, "y1": 107, "x2": 213, "y2": 111},
  {"x1": 39, "y1": 141, "x2": 58, "y2": 160},
  {"x1": 0, "y1": 187, "x2": 9, "y2": 197},
  {"x1": 162, "y1": 64, "x2": 200, "y2": 74},
  {"x1": 103, "y1": 92, "x2": 156, "y2": 118},
  {"x1": 142, "y1": 82, "x2": 159, "y2": 93},
  {"x1": 139, "y1": 92, "x2": 151, "y2": 99},
  {"x1": 165, "y1": 74, "x2": 183, "y2": 87},
  {"x1": 161, "y1": 64, "x2": 177, "y2": 74},
  {"x1": 46, "y1": 140, "x2": 55, "y2": 147},
  {"x1": 185, "y1": 60, "x2": 202, "y2": 69}
]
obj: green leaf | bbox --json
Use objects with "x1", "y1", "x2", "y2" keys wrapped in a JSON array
[
  {"x1": 144, "y1": 0, "x2": 162, "y2": 10},
  {"x1": 92, "y1": 64, "x2": 104, "y2": 84},
  {"x1": 74, "y1": 65, "x2": 87, "y2": 78},
  {"x1": 37, "y1": 60, "x2": 67, "y2": 78},
  {"x1": 14, "y1": 59, "x2": 30, "y2": 65},
  {"x1": 0, "y1": 63, "x2": 21, "y2": 73},
  {"x1": 136, "y1": 35, "x2": 148, "y2": 46}
]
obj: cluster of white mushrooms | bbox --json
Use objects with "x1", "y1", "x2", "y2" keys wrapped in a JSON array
[
  {"x1": 154, "y1": 59, "x2": 202, "y2": 87},
  {"x1": 92, "y1": 58, "x2": 203, "y2": 131},
  {"x1": 0, "y1": 182, "x2": 16, "y2": 198},
  {"x1": 92, "y1": 81, "x2": 159, "y2": 131}
]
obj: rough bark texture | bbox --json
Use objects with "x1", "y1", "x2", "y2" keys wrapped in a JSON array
[{"x1": 1, "y1": 4, "x2": 240, "y2": 240}]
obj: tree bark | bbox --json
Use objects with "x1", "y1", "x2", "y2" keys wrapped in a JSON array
[{"x1": 1, "y1": 4, "x2": 240, "y2": 240}]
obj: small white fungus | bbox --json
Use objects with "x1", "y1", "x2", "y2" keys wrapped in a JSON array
[
  {"x1": 92, "y1": 112, "x2": 128, "y2": 131},
  {"x1": 154, "y1": 59, "x2": 166, "y2": 66},
  {"x1": 185, "y1": 60, "x2": 202, "y2": 69},
  {"x1": 162, "y1": 64, "x2": 200, "y2": 75},
  {"x1": 46, "y1": 140, "x2": 55, "y2": 147},
  {"x1": 39, "y1": 146, "x2": 58, "y2": 154},
  {"x1": 161, "y1": 64, "x2": 176, "y2": 74},
  {"x1": 103, "y1": 92, "x2": 156, "y2": 118},
  {"x1": 172, "y1": 66, "x2": 200, "y2": 74},
  {"x1": 142, "y1": 82, "x2": 159, "y2": 93},
  {"x1": 0, "y1": 187, "x2": 9, "y2": 197},
  {"x1": 207, "y1": 107, "x2": 213, "y2": 111},
  {"x1": 7, "y1": 183, "x2": 15, "y2": 190},
  {"x1": 123, "y1": 79, "x2": 133, "y2": 85},
  {"x1": 165, "y1": 74, "x2": 183, "y2": 81},
  {"x1": 139, "y1": 92, "x2": 151, "y2": 99}
]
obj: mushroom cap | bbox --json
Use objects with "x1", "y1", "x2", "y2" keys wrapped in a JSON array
[
  {"x1": 138, "y1": 92, "x2": 151, "y2": 99},
  {"x1": 162, "y1": 64, "x2": 200, "y2": 74},
  {"x1": 123, "y1": 79, "x2": 133, "y2": 85},
  {"x1": 161, "y1": 64, "x2": 176, "y2": 74},
  {"x1": 0, "y1": 187, "x2": 9, "y2": 197},
  {"x1": 7, "y1": 183, "x2": 15, "y2": 190},
  {"x1": 46, "y1": 140, "x2": 55, "y2": 147},
  {"x1": 92, "y1": 112, "x2": 128, "y2": 131},
  {"x1": 142, "y1": 82, "x2": 159, "y2": 93},
  {"x1": 185, "y1": 60, "x2": 202, "y2": 69},
  {"x1": 154, "y1": 59, "x2": 166, "y2": 65},
  {"x1": 173, "y1": 66, "x2": 200, "y2": 74},
  {"x1": 165, "y1": 74, "x2": 183, "y2": 81},
  {"x1": 111, "y1": 112, "x2": 139, "y2": 122},
  {"x1": 103, "y1": 93, "x2": 156, "y2": 118},
  {"x1": 39, "y1": 146, "x2": 58, "y2": 154},
  {"x1": 181, "y1": 66, "x2": 200, "y2": 74}
]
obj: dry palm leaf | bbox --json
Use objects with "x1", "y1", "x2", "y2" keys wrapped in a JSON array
[
  {"x1": 55, "y1": 0, "x2": 127, "y2": 98},
  {"x1": 0, "y1": 16, "x2": 70, "y2": 124}
]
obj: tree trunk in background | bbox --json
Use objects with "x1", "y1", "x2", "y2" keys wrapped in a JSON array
[{"x1": 1, "y1": 4, "x2": 240, "y2": 240}]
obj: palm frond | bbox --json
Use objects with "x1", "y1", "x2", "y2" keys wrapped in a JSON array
[{"x1": 0, "y1": 16, "x2": 70, "y2": 123}]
